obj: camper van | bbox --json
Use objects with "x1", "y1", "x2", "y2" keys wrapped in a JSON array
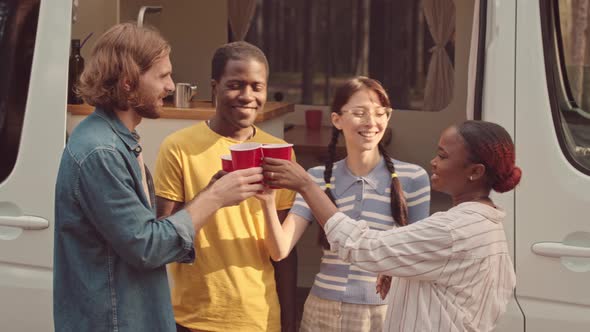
[{"x1": 1, "y1": 0, "x2": 589, "y2": 330}]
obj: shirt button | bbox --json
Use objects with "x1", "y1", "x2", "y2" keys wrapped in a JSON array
[
  {"x1": 135, "y1": 146, "x2": 142, "y2": 153},
  {"x1": 356, "y1": 195, "x2": 362, "y2": 201}
]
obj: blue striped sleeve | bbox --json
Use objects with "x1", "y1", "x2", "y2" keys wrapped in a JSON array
[
  {"x1": 289, "y1": 166, "x2": 325, "y2": 223},
  {"x1": 405, "y1": 166, "x2": 431, "y2": 223}
]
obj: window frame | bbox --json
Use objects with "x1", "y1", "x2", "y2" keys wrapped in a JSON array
[
  {"x1": 472, "y1": 0, "x2": 487, "y2": 120},
  {"x1": 540, "y1": 0, "x2": 590, "y2": 175},
  {"x1": 0, "y1": 0, "x2": 41, "y2": 183}
]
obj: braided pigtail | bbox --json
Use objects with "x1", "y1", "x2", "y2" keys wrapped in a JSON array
[
  {"x1": 378, "y1": 143, "x2": 408, "y2": 227},
  {"x1": 318, "y1": 127, "x2": 341, "y2": 250}
]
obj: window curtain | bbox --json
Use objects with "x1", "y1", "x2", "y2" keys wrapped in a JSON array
[
  {"x1": 570, "y1": 0, "x2": 590, "y2": 107},
  {"x1": 422, "y1": 0, "x2": 455, "y2": 111},
  {"x1": 228, "y1": 0, "x2": 257, "y2": 41},
  {"x1": 466, "y1": 0, "x2": 480, "y2": 120}
]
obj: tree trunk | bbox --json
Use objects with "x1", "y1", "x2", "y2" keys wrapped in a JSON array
[
  {"x1": 262, "y1": 0, "x2": 272, "y2": 66},
  {"x1": 371, "y1": 0, "x2": 409, "y2": 108},
  {"x1": 302, "y1": 0, "x2": 314, "y2": 104},
  {"x1": 355, "y1": 0, "x2": 370, "y2": 76},
  {"x1": 276, "y1": 0, "x2": 285, "y2": 71},
  {"x1": 570, "y1": 0, "x2": 589, "y2": 104},
  {"x1": 351, "y1": 0, "x2": 358, "y2": 72},
  {"x1": 324, "y1": 0, "x2": 333, "y2": 104},
  {"x1": 415, "y1": 0, "x2": 425, "y2": 90}
]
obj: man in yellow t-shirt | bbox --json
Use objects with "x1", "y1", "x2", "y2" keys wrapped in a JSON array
[{"x1": 154, "y1": 41, "x2": 297, "y2": 332}]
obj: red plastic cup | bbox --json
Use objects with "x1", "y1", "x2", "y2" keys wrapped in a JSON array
[
  {"x1": 221, "y1": 154, "x2": 233, "y2": 172},
  {"x1": 262, "y1": 143, "x2": 293, "y2": 161},
  {"x1": 262, "y1": 143, "x2": 293, "y2": 188},
  {"x1": 229, "y1": 142, "x2": 263, "y2": 170},
  {"x1": 305, "y1": 109, "x2": 323, "y2": 130}
]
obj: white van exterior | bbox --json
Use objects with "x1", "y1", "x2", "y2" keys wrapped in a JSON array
[
  {"x1": 0, "y1": 0, "x2": 588, "y2": 331},
  {"x1": 0, "y1": 1, "x2": 69, "y2": 330}
]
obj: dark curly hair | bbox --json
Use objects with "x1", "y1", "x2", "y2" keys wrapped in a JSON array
[{"x1": 211, "y1": 41, "x2": 269, "y2": 81}]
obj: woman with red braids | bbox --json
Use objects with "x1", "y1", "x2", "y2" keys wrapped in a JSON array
[{"x1": 263, "y1": 120, "x2": 521, "y2": 332}]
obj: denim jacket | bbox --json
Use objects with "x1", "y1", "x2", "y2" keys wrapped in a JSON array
[{"x1": 53, "y1": 108, "x2": 195, "y2": 332}]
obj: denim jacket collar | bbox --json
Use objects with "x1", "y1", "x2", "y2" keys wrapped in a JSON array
[
  {"x1": 333, "y1": 156, "x2": 388, "y2": 196},
  {"x1": 94, "y1": 107, "x2": 141, "y2": 155}
]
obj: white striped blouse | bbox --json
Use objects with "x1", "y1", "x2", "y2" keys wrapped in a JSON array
[{"x1": 325, "y1": 202, "x2": 516, "y2": 332}]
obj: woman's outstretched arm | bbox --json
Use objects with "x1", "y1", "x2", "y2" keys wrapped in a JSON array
[
  {"x1": 256, "y1": 188, "x2": 309, "y2": 261},
  {"x1": 262, "y1": 157, "x2": 338, "y2": 226},
  {"x1": 263, "y1": 157, "x2": 452, "y2": 279}
]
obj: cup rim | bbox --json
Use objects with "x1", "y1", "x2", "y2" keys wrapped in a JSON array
[
  {"x1": 262, "y1": 143, "x2": 293, "y2": 149},
  {"x1": 221, "y1": 154, "x2": 232, "y2": 161},
  {"x1": 229, "y1": 142, "x2": 262, "y2": 151}
]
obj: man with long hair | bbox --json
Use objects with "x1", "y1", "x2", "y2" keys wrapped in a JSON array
[{"x1": 53, "y1": 24, "x2": 264, "y2": 332}]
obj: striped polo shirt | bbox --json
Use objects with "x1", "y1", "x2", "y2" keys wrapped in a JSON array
[
  {"x1": 325, "y1": 202, "x2": 516, "y2": 331},
  {"x1": 290, "y1": 157, "x2": 430, "y2": 305}
]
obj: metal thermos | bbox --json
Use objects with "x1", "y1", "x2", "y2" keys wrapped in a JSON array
[{"x1": 174, "y1": 83, "x2": 197, "y2": 108}]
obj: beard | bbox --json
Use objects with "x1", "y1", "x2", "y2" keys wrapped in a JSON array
[{"x1": 131, "y1": 87, "x2": 163, "y2": 119}]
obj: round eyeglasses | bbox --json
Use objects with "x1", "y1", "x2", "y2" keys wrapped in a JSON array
[{"x1": 340, "y1": 106, "x2": 393, "y2": 123}]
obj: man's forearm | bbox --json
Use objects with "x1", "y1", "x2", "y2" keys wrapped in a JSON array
[{"x1": 184, "y1": 188, "x2": 222, "y2": 232}]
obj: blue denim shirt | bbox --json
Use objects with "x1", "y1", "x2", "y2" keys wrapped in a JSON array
[{"x1": 54, "y1": 108, "x2": 195, "y2": 332}]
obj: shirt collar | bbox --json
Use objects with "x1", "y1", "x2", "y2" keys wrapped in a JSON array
[
  {"x1": 94, "y1": 107, "x2": 141, "y2": 154},
  {"x1": 452, "y1": 201, "x2": 507, "y2": 223},
  {"x1": 333, "y1": 156, "x2": 389, "y2": 196}
]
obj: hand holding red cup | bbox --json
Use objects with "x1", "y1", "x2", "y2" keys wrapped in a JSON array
[
  {"x1": 220, "y1": 154, "x2": 233, "y2": 172},
  {"x1": 262, "y1": 143, "x2": 293, "y2": 188},
  {"x1": 228, "y1": 142, "x2": 294, "y2": 188}
]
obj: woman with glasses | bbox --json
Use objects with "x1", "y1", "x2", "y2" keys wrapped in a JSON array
[{"x1": 255, "y1": 76, "x2": 431, "y2": 331}]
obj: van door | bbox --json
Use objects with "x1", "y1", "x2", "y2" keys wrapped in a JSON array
[
  {"x1": 479, "y1": 0, "x2": 525, "y2": 330},
  {"x1": 0, "y1": 1, "x2": 70, "y2": 330},
  {"x1": 513, "y1": 0, "x2": 590, "y2": 330}
]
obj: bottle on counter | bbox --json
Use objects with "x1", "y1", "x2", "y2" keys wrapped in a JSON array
[{"x1": 67, "y1": 39, "x2": 84, "y2": 104}]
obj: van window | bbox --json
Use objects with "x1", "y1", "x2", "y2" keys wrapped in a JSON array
[
  {"x1": 0, "y1": 0, "x2": 40, "y2": 183},
  {"x1": 542, "y1": 0, "x2": 590, "y2": 173},
  {"x1": 239, "y1": 0, "x2": 456, "y2": 111}
]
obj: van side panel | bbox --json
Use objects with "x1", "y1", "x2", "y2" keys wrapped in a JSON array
[
  {"x1": 480, "y1": 1, "x2": 524, "y2": 330},
  {"x1": 0, "y1": 0, "x2": 70, "y2": 330},
  {"x1": 514, "y1": 0, "x2": 590, "y2": 330}
]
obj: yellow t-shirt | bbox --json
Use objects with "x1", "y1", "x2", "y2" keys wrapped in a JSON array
[{"x1": 154, "y1": 121, "x2": 296, "y2": 332}]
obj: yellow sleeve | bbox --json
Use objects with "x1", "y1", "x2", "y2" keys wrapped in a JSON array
[
  {"x1": 154, "y1": 136, "x2": 185, "y2": 203},
  {"x1": 274, "y1": 150, "x2": 297, "y2": 211}
]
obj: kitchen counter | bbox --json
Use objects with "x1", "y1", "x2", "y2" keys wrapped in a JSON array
[
  {"x1": 66, "y1": 101, "x2": 294, "y2": 169},
  {"x1": 67, "y1": 100, "x2": 294, "y2": 122}
]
